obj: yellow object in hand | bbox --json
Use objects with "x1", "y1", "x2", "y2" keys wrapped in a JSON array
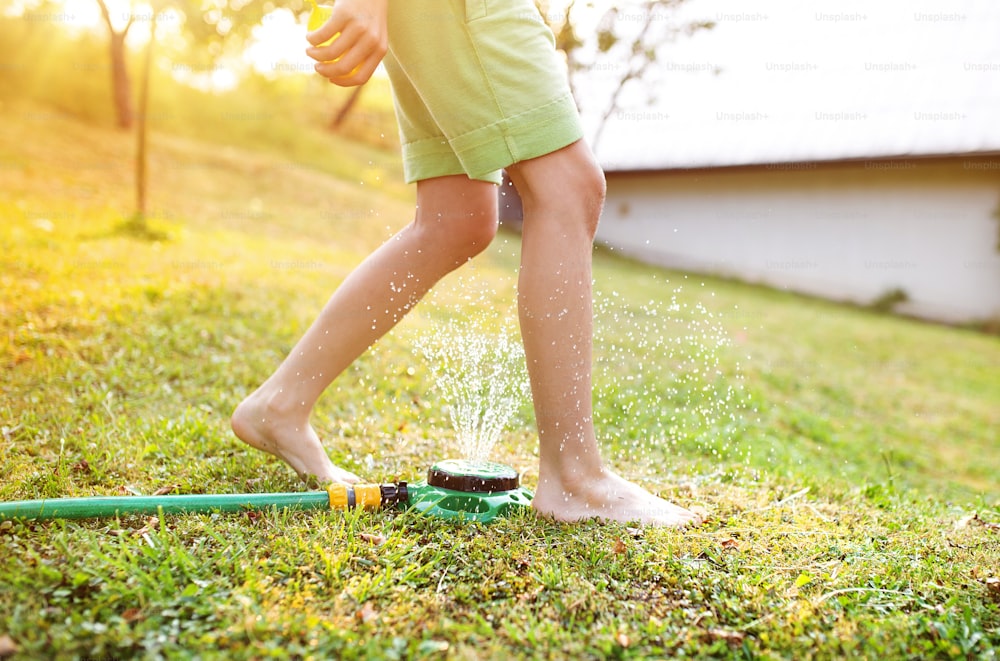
[{"x1": 308, "y1": 2, "x2": 337, "y2": 47}]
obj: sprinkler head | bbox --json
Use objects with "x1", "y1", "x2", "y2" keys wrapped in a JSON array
[
  {"x1": 408, "y1": 459, "x2": 533, "y2": 523},
  {"x1": 427, "y1": 459, "x2": 520, "y2": 493}
]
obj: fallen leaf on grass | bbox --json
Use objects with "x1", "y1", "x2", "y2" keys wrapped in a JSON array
[
  {"x1": 705, "y1": 629, "x2": 746, "y2": 646},
  {"x1": 691, "y1": 610, "x2": 713, "y2": 627},
  {"x1": 360, "y1": 533, "x2": 387, "y2": 546},
  {"x1": 954, "y1": 512, "x2": 1000, "y2": 532},
  {"x1": 356, "y1": 602, "x2": 379, "y2": 624},
  {"x1": 153, "y1": 484, "x2": 179, "y2": 496},
  {"x1": 518, "y1": 585, "x2": 544, "y2": 603},
  {"x1": 954, "y1": 513, "x2": 978, "y2": 530},
  {"x1": 122, "y1": 608, "x2": 145, "y2": 623},
  {"x1": 0, "y1": 634, "x2": 17, "y2": 659},
  {"x1": 985, "y1": 577, "x2": 1000, "y2": 601},
  {"x1": 108, "y1": 517, "x2": 161, "y2": 538},
  {"x1": 242, "y1": 509, "x2": 263, "y2": 523},
  {"x1": 134, "y1": 517, "x2": 159, "y2": 537}
]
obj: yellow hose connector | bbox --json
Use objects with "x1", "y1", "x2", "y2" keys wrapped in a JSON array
[
  {"x1": 354, "y1": 484, "x2": 382, "y2": 509},
  {"x1": 327, "y1": 484, "x2": 349, "y2": 510},
  {"x1": 326, "y1": 483, "x2": 385, "y2": 511}
]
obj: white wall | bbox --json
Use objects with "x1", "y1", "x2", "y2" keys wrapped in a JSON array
[{"x1": 597, "y1": 158, "x2": 1000, "y2": 323}]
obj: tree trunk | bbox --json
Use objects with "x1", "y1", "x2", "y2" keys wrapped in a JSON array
[
  {"x1": 97, "y1": 0, "x2": 134, "y2": 130},
  {"x1": 110, "y1": 31, "x2": 133, "y2": 129},
  {"x1": 135, "y1": 12, "x2": 156, "y2": 220}
]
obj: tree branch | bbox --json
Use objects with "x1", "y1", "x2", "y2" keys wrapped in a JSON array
[
  {"x1": 95, "y1": 0, "x2": 113, "y2": 31},
  {"x1": 592, "y1": 6, "x2": 658, "y2": 150},
  {"x1": 95, "y1": 0, "x2": 135, "y2": 37}
]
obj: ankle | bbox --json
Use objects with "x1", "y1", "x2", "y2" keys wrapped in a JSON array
[
  {"x1": 537, "y1": 454, "x2": 608, "y2": 494},
  {"x1": 236, "y1": 385, "x2": 310, "y2": 425}
]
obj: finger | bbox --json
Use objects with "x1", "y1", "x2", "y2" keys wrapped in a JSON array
[
  {"x1": 314, "y1": 32, "x2": 381, "y2": 77},
  {"x1": 328, "y1": 57, "x2": 381, "y2": 87},
  {"x1": 306, "y1": 28, "x2": 360, "y2": 64},
  {"x1": 305, "y1": 13, "x2": 348, "y2": 47},
  {"x1": 314, "y1": 53, "x2": 364, "y2": 81}
]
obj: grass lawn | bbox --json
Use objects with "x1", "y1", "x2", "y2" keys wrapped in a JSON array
[{"x1": 1, "y1": 104, "x2": 999, "y2": 660}]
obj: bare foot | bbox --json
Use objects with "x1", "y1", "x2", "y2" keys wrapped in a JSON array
[
  {"x1": 531, "y1": 470, "x2": 700, "y2": 527},
  {"x1": 231, "y1": 394, "x2": 359, "y2": 485}
]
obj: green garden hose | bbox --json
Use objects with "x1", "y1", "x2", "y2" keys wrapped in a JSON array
[{"x1": 0, "y1": 460, "x2": 532, "y2": 524}]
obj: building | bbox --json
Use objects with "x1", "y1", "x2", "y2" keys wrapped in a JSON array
[
  {"x1": 509, "y1": 1, "x2": 1000, "y2": 324},
  {"x1": 596, "y1": 152, "x2": 1000, "y2": 324}
]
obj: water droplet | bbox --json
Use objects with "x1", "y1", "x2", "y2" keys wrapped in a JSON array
[{"x1": 414, "y1": 318, "x2": 529, "y2": 463}]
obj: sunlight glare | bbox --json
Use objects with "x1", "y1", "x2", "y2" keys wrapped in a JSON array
[{"x1": 242, "y1": 8, "x2": 316, "y2": 77}]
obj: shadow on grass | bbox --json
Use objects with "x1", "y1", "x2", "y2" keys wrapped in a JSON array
[{"x1": 110, "y1": 213, "x2": 173, "y2": 242}]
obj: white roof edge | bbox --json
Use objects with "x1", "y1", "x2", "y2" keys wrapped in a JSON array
[{"x1": 601, "y1": 148, "x2": 1000, "y2": 174}]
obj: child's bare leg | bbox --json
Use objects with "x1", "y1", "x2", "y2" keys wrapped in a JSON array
[
  {"x1": 232, "y1": 175, "x2": 498, "y2": 483},
  {"x1": 506, "y1": 141, "x2": 698, "y2": 527}
]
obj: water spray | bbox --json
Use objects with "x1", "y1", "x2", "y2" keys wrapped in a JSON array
[{"x1": 0, "y1": 460, "x2": 532, "y2": 524}]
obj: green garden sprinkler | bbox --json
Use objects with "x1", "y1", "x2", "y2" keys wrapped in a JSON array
[{"x1": 0, "y1": 460, "x2": 533, "y2": 524}]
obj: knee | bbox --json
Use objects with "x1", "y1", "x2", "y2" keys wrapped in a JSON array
[
  {"x1": 449, "y1": 208, "x2": 499, "y2": 260},
  {"x1": 509, "y1": 143, "x2": 607, "y2": 240},
  {"x1": 576, "y1": 161, "x2": 606, "y2": 239},
  {"x1": 415, "y1": 195, "x2": 498, "y2": 262}
]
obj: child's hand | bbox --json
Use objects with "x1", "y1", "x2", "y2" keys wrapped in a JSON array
[{"x1": 306, "y1": 0, "x2": 388, "y2": 87}]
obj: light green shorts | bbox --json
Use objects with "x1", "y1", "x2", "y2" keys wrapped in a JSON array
[{"x1": 383, "y1": 0, "x2": 584, "y2": 184}]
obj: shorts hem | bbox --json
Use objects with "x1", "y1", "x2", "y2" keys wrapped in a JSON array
[
  {"x1": 399, "y1": 92, "x2": 583, "y2": 185},
  {"x1": 452, "y1": 93, "x2": 584, "y2": 180}
]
